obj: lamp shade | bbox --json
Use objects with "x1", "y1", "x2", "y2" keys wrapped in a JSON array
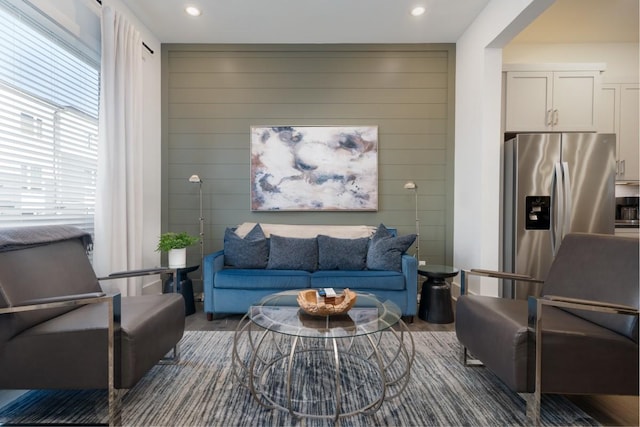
[
  {"x1": 403, "y1": 181, "x2": 417, "y2": 190},
  {"x1": 189, "y1": 174, "x2": 202, "y2": 183}
]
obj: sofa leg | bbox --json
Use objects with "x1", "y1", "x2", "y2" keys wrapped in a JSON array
[
  {"x1": 401, "y1": 315, "x2": 414, "y2": 324},
  {"x1": 207, "y1": 312, "x2": 213, "y2": 321}
]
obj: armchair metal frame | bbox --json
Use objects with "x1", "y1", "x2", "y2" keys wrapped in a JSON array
[
  {"x1": 0, "y1": 268, "x2": 182, "y2": 427},
  {"x1": 0, "y1": 292, "x2": 122, "y2": 426},
  {"x1": 459, "y1": 268, "x2": 639, "y2": 426}
]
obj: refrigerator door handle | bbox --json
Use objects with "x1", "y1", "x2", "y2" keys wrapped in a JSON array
[
  {"x1": 561, "y1": 161, "x2": 572, "y2": 239},
  {"x1": 551, "y1": 162, "x2": 565, "y2": 257}
]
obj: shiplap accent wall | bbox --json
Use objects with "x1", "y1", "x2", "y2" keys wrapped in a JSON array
[{"x1": 162, "y1": 44, "x2": 455, "y2": 272}]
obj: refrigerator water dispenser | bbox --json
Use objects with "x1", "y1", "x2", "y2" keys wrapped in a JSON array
[{"x1": 525, "y1": 196, "x2": 550, "y2": 230}]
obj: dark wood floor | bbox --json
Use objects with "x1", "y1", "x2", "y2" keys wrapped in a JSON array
[{"x1": 186, "y1": 303, "x2": 639, "y2": 426}]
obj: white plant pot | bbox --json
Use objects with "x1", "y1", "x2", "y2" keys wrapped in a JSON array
[{"x1": 168, "y1": 248, "x2": 186, "y2": 268}]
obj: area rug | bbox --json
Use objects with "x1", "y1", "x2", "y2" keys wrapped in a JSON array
[{"x1": 0, "y1": 331, "x2": 598, "y2": 426}]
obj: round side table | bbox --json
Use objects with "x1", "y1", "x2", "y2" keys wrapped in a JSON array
[
  {"x1": 417, "y1": 265, "x2": 459, "y2": 323},
  {"x1": 163, "y1": 265, "x2": 199, "y2": 316}
]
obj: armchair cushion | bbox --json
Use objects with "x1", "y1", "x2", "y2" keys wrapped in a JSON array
[
  {"x1": 0, "y1": 225, "x2": 186, "y2": 395},
  {"x1": 455, "y1": 233, "x2": 639, "y2": 404},
  {"x1": 0, "y1": 294, "x2": 184, "y2": 390},
  {"x1": 455, "y1": 296, "x2": 531, "y2": 391},
  {"x1": 456, "y1": 294, "x2": 639, "y2": 394}
]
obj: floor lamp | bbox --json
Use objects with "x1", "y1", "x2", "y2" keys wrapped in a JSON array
[
  {"x1": 189, "y1": 174, "x2": 204, "y2": 282},
  {"x1": 403, "y1": 181, "x2": 420, "y2": 262}
]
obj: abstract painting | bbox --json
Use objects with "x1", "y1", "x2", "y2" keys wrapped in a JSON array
[{"x1": 250, "y1": 126, "x2": 378, "y2": 211}]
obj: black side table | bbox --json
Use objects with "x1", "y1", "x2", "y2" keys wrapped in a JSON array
[
  {"x1": 417, "y1": 265, "x2": 459, "y2": 323},
  {"x1": 163, "y1": 265, "x2": 199, "y2": 316}
]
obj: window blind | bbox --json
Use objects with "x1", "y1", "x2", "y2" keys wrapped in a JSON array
[{"x1": 0, "y1": 2, "x2": 99, "y2": 234}]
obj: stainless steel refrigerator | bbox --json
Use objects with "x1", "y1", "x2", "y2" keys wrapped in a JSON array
[{"x1": 503, "y1": 133, "x2": 616, "y2": 298}]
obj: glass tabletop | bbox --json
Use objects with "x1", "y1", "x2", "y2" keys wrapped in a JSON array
[{"x1": 248, "y1": 289, "x2": 402, "y2": 338}]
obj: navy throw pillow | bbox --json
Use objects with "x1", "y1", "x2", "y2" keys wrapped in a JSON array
[
  {"x1": 366, "y1": 224, "x2": 416, "y2": 272},
  {"x1": 317, "y1": 235, "x2": 369, "y2": 270},
  {"x1": 267, "y1": 234, "x2": 318, "y2": 272},
  {"x1": 224, "y1": 223, "x2": 269, "y2": 268}
]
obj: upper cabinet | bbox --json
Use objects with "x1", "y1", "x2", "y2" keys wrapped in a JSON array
[
  {"x1": 505, "y1": 69, "x2": 601, "y2": 132},
  {"x1": 598, "y1": 84, "x2": 639, "y2": 181}
]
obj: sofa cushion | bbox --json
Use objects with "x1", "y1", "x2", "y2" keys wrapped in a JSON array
[
  {"x1": 224, "y1": 224, "x2": 269, "y2": 269},
  {"x1": 317, "y1": 235, "x2": 369, "y2": 271},
  {"x1": 311, "y1": 270, "x2": 406, "y2": 291},
  {"x1": 215, "y1": 269, "x2": 311, "y2": 290},
  {"x1": 366, "y1": 224, "x2": 416, "y2": 272},
  {"x1": 267, "y1": 235, "x2": 318, "y2": 272}
]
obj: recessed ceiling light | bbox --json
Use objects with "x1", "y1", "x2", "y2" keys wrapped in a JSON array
[
  {"x1": 185, "y1": 6, "x2": 201, "y2": 17},
  {"x1": 411, "y1": 6, "x2": 426, "y2": 17}
]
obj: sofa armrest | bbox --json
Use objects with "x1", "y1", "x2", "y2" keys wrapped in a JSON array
[
  {"x1": 402, "y1": 254, "x2": 418, "y2": 315},
  {"x1": 203, "y1": 250, "x2": 225, "y2": 313}
]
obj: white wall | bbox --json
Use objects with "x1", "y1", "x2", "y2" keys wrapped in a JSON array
[
  {"x1": 504, "y1": 42, "x2": 639, "y2": 83},
  {"x1": 454, "y1": 0, "x2": 554, "y2": 295}
]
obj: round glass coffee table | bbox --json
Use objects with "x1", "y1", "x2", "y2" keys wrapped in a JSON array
[{"x1": 232, "y1": 289, "x2": 414, "y2": 422}]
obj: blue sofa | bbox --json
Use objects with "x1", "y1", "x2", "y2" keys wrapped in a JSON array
[{"x1": 203, "y1": 224, "x2": 418, "y2": 320}]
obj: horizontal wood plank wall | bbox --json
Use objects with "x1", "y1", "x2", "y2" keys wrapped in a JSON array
[{"x1": 162, "y1": 44, "x2": 455, "y2": 272}]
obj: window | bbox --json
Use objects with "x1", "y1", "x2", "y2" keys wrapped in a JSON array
[{"x1": 0, "y1": 1, "x2": 100, "y2": 234}]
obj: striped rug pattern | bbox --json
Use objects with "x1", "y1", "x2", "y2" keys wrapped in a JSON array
[{"x1": 0, "y1": 331, "x2": 598, "y2": 426}]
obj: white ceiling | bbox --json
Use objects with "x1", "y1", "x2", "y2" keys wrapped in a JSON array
[
  {"x1": 512, "y1": 0, "x2": 639, "y2": 44},
  {"x1": 119, "y1": 0, "x2": 492, "y2": 44},
  {"x1": 120, "y1": 0, "x2": 638, "y2": 45}
]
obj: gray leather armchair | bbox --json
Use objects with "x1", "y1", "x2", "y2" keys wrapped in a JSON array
[
  {"x1": 0, "y1": 225, "x2": 186, "y2": 426},
  {"x1": 455, "y1": 233, "x2": 639, "y2": 425}
]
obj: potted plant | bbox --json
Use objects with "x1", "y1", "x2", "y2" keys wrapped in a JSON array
[{"x1": 156, "y1": 232, "x2": 199, "y2": 268}]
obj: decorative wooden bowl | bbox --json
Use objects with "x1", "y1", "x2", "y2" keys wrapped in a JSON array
[{"x1": 297, "y1": 289, "x2": 357, "y2": 316}]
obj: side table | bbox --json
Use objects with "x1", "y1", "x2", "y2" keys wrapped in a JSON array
[
  {"x1": 107, "y1": 266, "x2": 198, "y2": 316},
  {"x1": 417, "y1": 265, "x2": 459, "y2": 323},
  {"x1": 163, "y1": 265, "x2": 199, "y2": 316}
]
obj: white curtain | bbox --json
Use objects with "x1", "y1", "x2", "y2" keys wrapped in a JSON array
[{"x1": 94, "y1": 5, "x2": 144, "y2": 296}]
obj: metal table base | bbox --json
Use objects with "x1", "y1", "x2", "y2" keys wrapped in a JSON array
[{"x1": 232, "y1": 312, "x2": 414, "y2": 421}]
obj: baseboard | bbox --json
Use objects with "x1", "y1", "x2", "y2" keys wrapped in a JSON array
[{"x1": 451, "y1": 280, "x2": 477, "y2": 301}]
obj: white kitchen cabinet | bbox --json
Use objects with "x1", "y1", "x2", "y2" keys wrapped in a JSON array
[
  {"x1": 505, "y1": 70, "x2": 600, "y2": 132},
  {"x1": 619, "y1": 85, "x2": 639, "y2": 180},
  {"x1": 598, "y1": 84, "x2": 639, "y2": 181}
]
